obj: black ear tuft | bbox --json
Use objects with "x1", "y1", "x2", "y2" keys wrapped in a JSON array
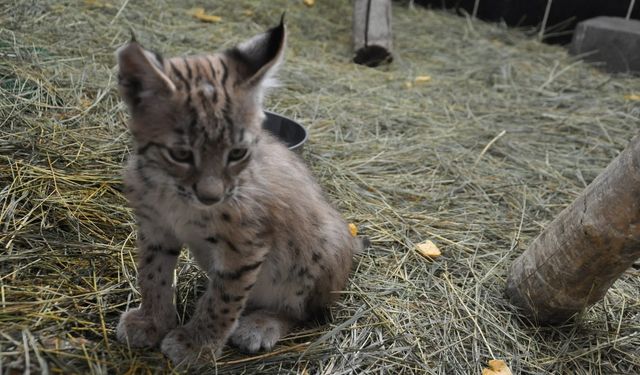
[
  {"x1": 128, "y1": 28, "x2": 137, "y2": 43},
  {"x1": 225, "y1": 18, "x2": 286, "y2": 85}
]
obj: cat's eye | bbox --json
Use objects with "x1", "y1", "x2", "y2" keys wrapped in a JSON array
[
  {"x1": 228, "y1": 148, "x2": 248, "y2": 163},
  {"x1": 168, "y1": 148, "x2": 194, "y2": 164}
]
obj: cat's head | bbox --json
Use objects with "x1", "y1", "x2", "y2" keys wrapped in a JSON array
[{"x1": 117, "y1": 19, "x2": 286, "y2": 207}]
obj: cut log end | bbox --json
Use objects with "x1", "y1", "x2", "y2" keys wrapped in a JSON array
[
  {"x1": 504, "y1": 276, "x2": 579, "y2": 324},
  {"x1": 353, "y1": 0, "x2": 393, "y2": 67},
  {"x1": 353, "y1": 45, "x2": 393, "y2": 67},
  {"x1": 505, "y1": 134, "x2": 640, "y2": 325}
]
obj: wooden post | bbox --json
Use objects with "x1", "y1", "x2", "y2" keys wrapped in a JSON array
[
  {"x1": 353, "y1": 0, "x2": 393, "y2": 67},
  {"x1": 505, "y1": 134, "x2": 640, "y2": 324}
]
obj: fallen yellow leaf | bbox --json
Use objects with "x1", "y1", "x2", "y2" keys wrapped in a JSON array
[
  {"x1": 80, "y1": 98, "x2": 93, "y2": 109},
  {"x1": 348, "y1": 223, "x2": 358, "y2": 237},
  {"x1": 84, "y1": 0, "x2": 112, "y2": 8},
  {"x1": 404, "y1": 81, "x2": 413, "y2": 89},
  {"x1": 414, "y1": 75, "x2": 432, "y2": 83},
  {"x1": 624, "y1": 94, "x2": 640, "y2": 101},
  {"x1": 303, "y1": 0, "x2": 315, "y2": 7},
  {"x1": 191, "y1": 7, "x2": 222, "y2": 23},
  {"x1": 482, "y1": 359, "x2": 513, "y2": 375},
  {"x1": 416, "y1": 240, "x2": 441, "y2": 259}
]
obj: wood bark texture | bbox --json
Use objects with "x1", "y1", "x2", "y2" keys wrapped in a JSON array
[
  {"x1": 353, "y1": 0, "x2": 393, "y2": 66},
  {"x1": 505, "y1": 134, "x2": 640, "y2": 323}
]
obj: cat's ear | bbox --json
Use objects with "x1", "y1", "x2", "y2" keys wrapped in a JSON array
[
  {"x1": 225, "y1": 15, "x2": 286, "y2": 87},
  {"x1": 116, "y1": 41, "x2": 175, "y2": 110}
]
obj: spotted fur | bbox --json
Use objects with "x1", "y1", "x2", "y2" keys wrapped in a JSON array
[{"x1": 115, "y1": 19, "x2": 361, "y2": 366}]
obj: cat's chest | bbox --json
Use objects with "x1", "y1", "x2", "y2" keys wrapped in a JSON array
[
  {"x1": 168, "y1": 205, "x2": 222, "y2": 242},
  {"x1": 141, "y1": 191, "x2": 259, "y2": 250}
]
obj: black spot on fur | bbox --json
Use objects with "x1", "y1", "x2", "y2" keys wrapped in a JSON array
[
  {"x1": 145, "y1": 326, "x2": 157, "y2": 336},
  {"x1": 188, "y1": 220, "x2": 207, "y2": 228},
  {"x1": 298, "y1": 267, "x2": 308, "y2": 278},
  {"x1": 312, "y1": 252, "x2": 322, "y2": 262},
  {"x1": 224, "y1": 239, "x2": 239, "y2": 253},
  {"x1": 215, "y1": 261, "x2": 262, "y2": 280},
  {"x1": 166, "y1": 248, "x2": 180, "y2": 256},
  {"x1": 221, "y1": 212, "x2": 231, "y2": 222},
  {"x1": 147, "y1": 273, "x2": 154, "y2": 280},
  {"x1": 160, "y1": 280, "x2": 167, "y2": 286},
  {"x1": 233, "y1": 295, "x2": 243, "y2": 302},
  {"x1": 144, "y1": 255, "x2": 154, "y2": 264},
  {"x1": 206, "y1": 236, "x2": 218, "y2": 244},
  {"x1": 295, "y1": 290, "x2": 304, "y2": 296},
  {"x1": 221, "y1": 308, "x2": 230, "y2": 314},
  {"x1": 221, "y1": 293, "x2": 231, "y2": 303},
  {"x1": 148, "y1": 244, "x2": 162, "y2": 252}
]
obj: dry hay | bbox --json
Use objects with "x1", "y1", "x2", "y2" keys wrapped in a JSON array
[{"x1": 1, "y1": 0, "x2": 640, "y2": 374}]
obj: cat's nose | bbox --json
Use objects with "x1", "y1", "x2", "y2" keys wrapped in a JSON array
[
  {"x1": 197, "y1": 194, "x2": 221, "y2": 205},
  {"x1": 193, "y1": 179, "x2": 224, "y2": 206}
]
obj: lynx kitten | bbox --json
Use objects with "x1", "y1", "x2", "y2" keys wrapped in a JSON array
[{"x1": 115, "y1": 19, "x2": 362, "y2": 365}]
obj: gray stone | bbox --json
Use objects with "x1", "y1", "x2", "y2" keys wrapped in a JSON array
[{"x1": 570, "y1": 16, "x2": 640, "y2": 73}]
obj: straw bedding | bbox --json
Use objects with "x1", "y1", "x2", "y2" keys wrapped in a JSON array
[{"x1": 1, "y1": 0, "x2": 639, "y2": 373}]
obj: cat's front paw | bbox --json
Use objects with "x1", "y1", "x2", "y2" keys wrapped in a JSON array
[
  {"x1": 230, "y1": 312, "x2": 286, "y2": 353},
  {"x1": 161, "y1": 327, "x2": 220, "y2": 366},
  {"x1": 117, "y1": 308, "x2": 175, "y2": 348}
]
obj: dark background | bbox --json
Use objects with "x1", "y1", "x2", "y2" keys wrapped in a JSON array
[{"x1": 412, "y1": 0, "x2": 640, "y2": 44}]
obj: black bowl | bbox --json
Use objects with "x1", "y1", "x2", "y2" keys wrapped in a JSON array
[{"x1": 263, "y1": 111, "x2": 307, "y2": 153}]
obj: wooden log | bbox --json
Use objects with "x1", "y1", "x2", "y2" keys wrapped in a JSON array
[
  {"x1": 353, "y1": 0, "x2": 393, "y2": 67},
  {"x1": 505, "y1": 134, "x2": 640, "y2": 324}
]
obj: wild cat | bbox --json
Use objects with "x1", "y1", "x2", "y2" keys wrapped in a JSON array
[{"x1": 114, "y1": 19, "x2": 363, "y2": 365}]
